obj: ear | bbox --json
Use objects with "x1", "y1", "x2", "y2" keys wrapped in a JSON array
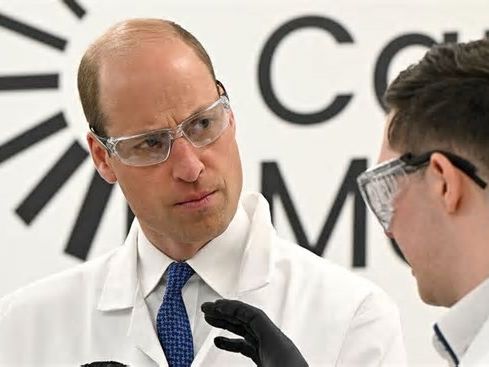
[
  {"x1": 428, "y1": 152, "x2": 463, "y2": 213},
  {"x1": 86, "y1": 133, "x2": 117, "y2": 184}
]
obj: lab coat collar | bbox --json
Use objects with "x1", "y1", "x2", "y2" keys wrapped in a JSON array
[
  {"x1": 97, "y1": 220, "x2": 140, "y2": 311},
  {"x1": 97, "y1": 192, "x2": 274, "y2": 311},
  {"x1": 187, "y1": 203, "x2": 251, "y2": 299},
  {"x1": 235, "y1": 192, "x2": 274, "y2": 295},
  {"x1": 462, "y1": 312, "x2": 489, "y2": 365},
  {"x1": 136, "y1": 195, "x2": 254, "y2": 301},
  {"x1": 136, "y1": 192, "x2": 272, "y2": 300},
  {"x1": 434, "y1": 276, "x2": 489, "y2": 365}
]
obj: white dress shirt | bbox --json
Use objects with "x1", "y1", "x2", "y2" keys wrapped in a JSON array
[
  {"x1": 138, "y1": 205, "x2": 251, "y2": 354},
  {"x1": 433, "y1": 277, "x2": 489, "y2": 366}
]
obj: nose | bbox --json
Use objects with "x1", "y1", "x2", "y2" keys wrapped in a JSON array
[{"x1": 169, "y1": 137, "x2": 205, "y2": 183}]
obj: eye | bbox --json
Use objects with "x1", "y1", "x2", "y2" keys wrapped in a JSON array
[
  {"x1": 187, "y1": 117, "x2": 216, "y2": 135},
  {"x1": 143, "y1": 136, "x2": 161, "y2": 147},
  {"x1": 135, "y1": 135, "x2": 163, "y2": 149},
  {"x1": 195, "y1": 118, "x2": 212, "y2": 130}
]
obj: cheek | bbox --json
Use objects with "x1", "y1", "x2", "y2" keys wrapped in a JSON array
[
  {"x1": 210, "y1": 132, "x2": 242, "y2": 184},
  {"x1": 392, "y1": 196, "x2": 435, "y2": 267},
  {"x1": 206, "y1": 138, "x2": 243, "y2": 215},
  {"x1": 224, "y1": 142, "x2": 243, "y2": 195},
  {"x1": 391, "y1": 197, "x2": 420, "y2": 259},
  {"x1": 112, "y1": 165, "x2": 168, "y2": 203},
  {"x1": 226, "y1": 141, "x2": 242, "y2": 173},
  {"x1": 392, "y1": 225, "x2": 415, "y2": 263}
]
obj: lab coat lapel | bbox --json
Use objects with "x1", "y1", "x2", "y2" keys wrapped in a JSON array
[
  {"x1": 191, "y1": 322, "x2": 225, "y2": 365},
  {"x1": 128, "y1": 285, "x2": 168, "y2": 366},
  {"x1": 97, "y1": 220, "x2": 168, "y2": 366}
]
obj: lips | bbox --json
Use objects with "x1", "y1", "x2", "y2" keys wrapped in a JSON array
[{"x1": 175, "y1": 190, "x2": 216, "y2": 206}]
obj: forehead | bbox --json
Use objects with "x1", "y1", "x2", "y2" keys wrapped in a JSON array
[
  {"x1": 99, "y1": 38, "x2": 212, "y2": 100},
  {"x1": 98, "y1": 38, "x2": 216, "y2": 135},
  {"x1": 377, "y1": 111, "x2": 401, "y2": 164}
]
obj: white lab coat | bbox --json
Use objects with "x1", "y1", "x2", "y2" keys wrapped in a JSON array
[
  {"x1": 460, "y1": 317, "x2": 489, "y2": 366},
  {"x1": 0, "y1": 192, "x2": 406, "y2": 366}
]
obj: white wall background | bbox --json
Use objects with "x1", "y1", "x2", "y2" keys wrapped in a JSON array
[{"x1": 1, "y1": 1, "x2": 488, "y2": 365}]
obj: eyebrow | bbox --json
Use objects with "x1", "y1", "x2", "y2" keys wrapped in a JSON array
[
  {"x1": 116, "y1": 96, "x2": 222, "y2": 138},
  {"x1": 186, "y1": 101, "x2": 213, "y2": 120}
]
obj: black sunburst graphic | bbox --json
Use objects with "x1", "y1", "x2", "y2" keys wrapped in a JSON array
[{"x1": 0, "y1": 1, "x2": 134, "y2": 261}]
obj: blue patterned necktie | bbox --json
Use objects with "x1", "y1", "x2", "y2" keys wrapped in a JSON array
[{"x1": 156, "y1": 262, "x2": 195, "y2": 367}]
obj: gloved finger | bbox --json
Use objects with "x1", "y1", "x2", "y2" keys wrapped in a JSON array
[
  {"x1": 203, "y1": 301, "x2": 255, "y2": 333},
  {"x1": 202, "y1": 299, "x2": 263, "y2": 332},
  {"x1": 203, "y1": 300, "x2": 271, "y2": 340},
  {"x1": 202, "y1": 302, "x2": 241, "y2": 325},
  {"x1": 204, "y1": 300, "x2": 258, "y2": 321},
  {"x1": 216, "y1": 300, "x2": 283, "y2": 341},
  {"x1": 202, "y1": 301, "x2": 259, "y2": 344},
  {"x1": 214, "y1": 336, "x2": 259, "y2": 365},
  {"x1": 204, "y1": 315, "x2": 256, "y2": 343},
  {"x1": 201, "y1": 301, "x2": 219, "y2": 315}
]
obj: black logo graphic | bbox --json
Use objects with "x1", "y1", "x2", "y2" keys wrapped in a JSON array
[
  {"x1": 0, "y1": 1, "x2": 127, "y2": 261},
  {"x1": 258, "y1": 15, "x2": 354, "y2": 125}
]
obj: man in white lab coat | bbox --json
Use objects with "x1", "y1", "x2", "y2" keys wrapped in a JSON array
[
  {"x1": 202, "y1": 39, "x2": 489, "y2": 367},
  {"x1": 369, "y1": 38, "x2": 489, "y2": 367},
  {"x1": 0, "y1": 18, "x2": 406, "y2": 366}
]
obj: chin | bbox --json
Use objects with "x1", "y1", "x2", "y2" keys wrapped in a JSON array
[
  {"x1": 182, "y1": 213, "x2": 230, "y2": 244},
  {"x1": 416, "y1": 280, "x2": 443, "y2": 306},
  {"x1": 418, "y1": 292, "x2": 438, "y2": 306}
]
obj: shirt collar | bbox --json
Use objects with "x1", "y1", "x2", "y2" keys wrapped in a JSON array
[
  {"x1": 137, "y1": 228, "x2": 174, "y2": 298},
  {"x1": 137, "y1": 203, "x2": 250, "y2": 299},
  {"x1": 433, "y1": 277, "x2": 489, "y2": 364},
  {"x1": 187, "y1": 204, "x2": 250, "y2": 298}
]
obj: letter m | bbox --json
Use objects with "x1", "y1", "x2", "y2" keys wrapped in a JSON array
[{"x1": 261, "y1": 159, "x2": 368, "y2": 267}]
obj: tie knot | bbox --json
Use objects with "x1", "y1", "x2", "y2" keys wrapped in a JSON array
[{"x1": 166, "y1": 262, "x2": 194, "y2": 292}]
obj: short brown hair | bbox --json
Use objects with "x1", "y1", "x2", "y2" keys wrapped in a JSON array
[
  {"x1": 384, "y1": 39, "x2": 489, "y2": 175},
  {"x1": 77, "y1": 18, "x2": 216, "y2": 136}
]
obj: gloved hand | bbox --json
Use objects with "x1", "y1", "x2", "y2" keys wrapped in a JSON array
[
  {"x1": 201, "y1": 299, "x2": 308, "y2": 367},
  {"x1": 81, "y1": 362, "x2": 127, "y2": 367}
]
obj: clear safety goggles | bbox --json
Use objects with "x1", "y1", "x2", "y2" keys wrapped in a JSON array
[
  {"x1": 357, "y1": 151, "x2": 487, "y2": 231},
  {"x1": 91, "y1": 92, "x2": 231, "y2": 167}
]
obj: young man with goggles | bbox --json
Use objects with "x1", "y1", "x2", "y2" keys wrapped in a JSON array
[{"x1": 201, "y1": 39, "x2": 489, "y2": 367}]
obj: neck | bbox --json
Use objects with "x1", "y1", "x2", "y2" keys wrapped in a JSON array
[
  {"x1": 139, "y1": 223, "x2": 208, "y2": 261},
  {"x1": 446, "y1": 220, "x2": 489, "y2": 305},
  {"x1": 451, "y1": 255, "x2": 489, "y2": 305}
]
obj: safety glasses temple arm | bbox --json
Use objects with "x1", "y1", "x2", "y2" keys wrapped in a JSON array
[{"x1": 401, "y1": 150, "x2": 487, "y2": 189}]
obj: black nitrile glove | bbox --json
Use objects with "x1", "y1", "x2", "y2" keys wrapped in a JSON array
[
  {"x1": 201, "y1": 299, "x2": 308, "y2": 367},
  {"x1": 81, "y1": 362, "x2": 127, "y2": 367}
]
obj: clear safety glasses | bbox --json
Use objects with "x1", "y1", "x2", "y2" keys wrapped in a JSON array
[
  {"x1": 357, "y1": 151, "x2": 487, "y2": 231},
  {"x1": 91, "y1": 94, "x2": 231, "y2": 167}
]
